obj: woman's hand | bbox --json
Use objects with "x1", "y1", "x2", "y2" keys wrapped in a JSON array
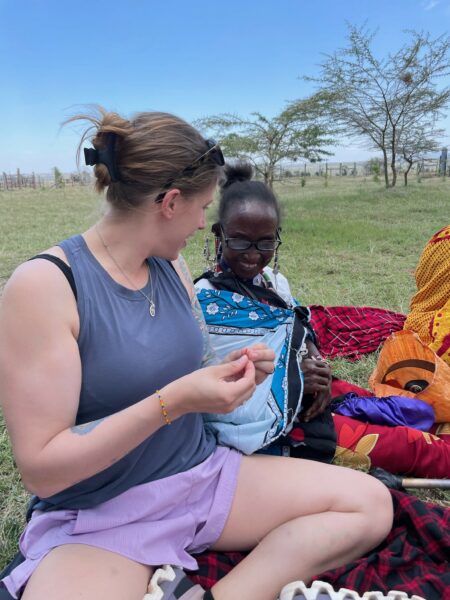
[
  {"x1": 166, "y1": 355, "x2": 257, "y2": 416},
  {"x1": 300, "y1": 339, "x2": 332, "y2": 422},
  {"x1": 302, "y1": 356, "x2": 331, "y2": 396},
  {"x1": 223, "y1": 343, "x2": 275, "y2": 385}
]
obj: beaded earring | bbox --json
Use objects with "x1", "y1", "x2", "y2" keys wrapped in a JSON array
[
  {"x1": 273, "y1": 227, "x2": 282, "y2": 276},
  {"x1": 214, "y1": 235, "x2": 223, "y2": 270},
  {"x1": 203, "y1": 237, "x2": 213, "y2": 271},
  {"x1": 273, "y1": 246, "x2": 280, "y2": 276},
  {"x1": 203, "y1": 235, "x2": 222, "y2": 272}
]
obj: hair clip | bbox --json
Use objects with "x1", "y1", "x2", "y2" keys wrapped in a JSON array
[{"x1": 83, "y1": 132, "x2": 120, "y2": 182}]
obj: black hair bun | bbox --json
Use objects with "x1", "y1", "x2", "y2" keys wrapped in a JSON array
[{"x1": 221, "y1": 162, "x2": 253, "y2": 190}]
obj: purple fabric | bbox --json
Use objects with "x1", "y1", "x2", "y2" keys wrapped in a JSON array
[
  {"x1": 333, "y1": 393, "x2": 435, "y2": 431},
  {"x1": 1, "y1": 447, "x2": 241, "y2": 599}
]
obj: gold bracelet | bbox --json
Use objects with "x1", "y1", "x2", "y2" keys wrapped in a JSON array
[{"x1": 156, "y1": 390, "x2": 171, "y2": 425}]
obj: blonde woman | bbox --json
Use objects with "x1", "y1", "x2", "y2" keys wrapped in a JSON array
[{"x1": 0, "y1": 109, "x2": 392, "y2": 600}]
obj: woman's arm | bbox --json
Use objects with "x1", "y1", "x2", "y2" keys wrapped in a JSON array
[
  {"x1": 0, "y1": 261, "x2": 256, "y2": 498},
  {"x1": 172, "y1": 256, "x2": 218, "y2": 366}
]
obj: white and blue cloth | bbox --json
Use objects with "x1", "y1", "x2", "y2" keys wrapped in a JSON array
[{"x1": 198, "y1": 288, "x2": 310, "y2": 454}]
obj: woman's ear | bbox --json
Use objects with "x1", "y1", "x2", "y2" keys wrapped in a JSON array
[{"x1": 159, "y1": 188, "x2": 182, "y2": 220}]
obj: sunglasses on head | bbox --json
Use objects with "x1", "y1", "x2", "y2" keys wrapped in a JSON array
[
  {"x1": 155, "y1": 139, "x2": 224, "y2": 202},
  {"x1": 220, "y1": 225, "x2": 282, "y2": 252}
]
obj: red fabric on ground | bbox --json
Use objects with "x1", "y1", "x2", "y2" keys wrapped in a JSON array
[
  {"x1": 333, "y1": 414, "x2": 450, "y2": 478},
  {"x1": 331, "y1": 378, "x2": 372, "y2": 397},
  {"x1": 310, "y1": 305, "x2": 406, "y2": 361},
  {"x1": 187, "y1": 491, "x2": 449, "y2": 599}
]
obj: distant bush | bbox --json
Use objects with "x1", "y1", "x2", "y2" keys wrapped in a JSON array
[
  {"x1": 366, "y1": 158, "x2": 381, "y2": 183},
  {"x1": 53, "y1": 166, "x2": 65, "y2": 188}
]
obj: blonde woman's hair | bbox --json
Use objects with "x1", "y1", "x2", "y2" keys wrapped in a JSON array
[{"x1": 67, "y1": 106, "x2": 222, "y2": 210}]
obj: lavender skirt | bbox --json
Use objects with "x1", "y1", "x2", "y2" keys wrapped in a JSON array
[{"x1": 2, "y1": 446, "x2": 241, "y2": 599}]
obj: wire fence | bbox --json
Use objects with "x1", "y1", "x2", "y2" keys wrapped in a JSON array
[
  {"x1": 1, "y1": 156, "x2": 448, "y2": 191},
  {"x1": 275, "y1": 156, "x2": 447, "y2": 180},
  {"x1": 0, "y1": 170, "x2": 92, "y2": 191}
]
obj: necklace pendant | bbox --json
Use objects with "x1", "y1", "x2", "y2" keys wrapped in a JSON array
[{"x1": 149, "y1": 301, "x2": 156, "y2": 318}]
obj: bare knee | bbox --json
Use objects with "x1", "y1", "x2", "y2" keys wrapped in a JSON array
[{"x1": 357, "y1": 476, "x2": 393, "y2": 548}]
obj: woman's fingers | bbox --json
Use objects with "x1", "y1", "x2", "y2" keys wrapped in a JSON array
[
  {"x1": 224, "y1": 345, "x2": 275, "y2": 377},
  {"x1": 245, "y1": 346, "x2": 275, "y2": 363},
  {"x1": 221, "y1": 359, "x2": 256, "y2": 409},
  {"x1": 303, "y1": 372, "x2": 331, "y2": 394},
  {"x1": 302, "y1": 358, "x2": 332, "y2": 389},
  {"x1": 223, "y1": 348, "x2": 244, "y2": 363},
  {"x1": 305, "y1": 360, "x2": 330, "y2": 373},
  {"x1": 241, "y1": 344, "x2": 275, "y2": 385},
  {"x1": 215, "y1": 355, "x2": 256, "y2": 388},
  {"x1": 254, "y1": 360, "x2": 276, "y2": 374},
  {"x1": 215, "y1": 355, "x2": 249, "y2": 381}
]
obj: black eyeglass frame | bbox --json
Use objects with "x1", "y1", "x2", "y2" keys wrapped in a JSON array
[
  {"x1": 219, "y1": 225, "x2": 282, "y2": 252},
  {"x1": 155, "y1": 139, "x2": 224, "y2": 202}
]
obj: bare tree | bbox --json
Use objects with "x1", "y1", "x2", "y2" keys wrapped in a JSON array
[
  {"x1": 195, "y1": 97, "x2": 334, "y2": 189},
  {"x1": 305, "y1": 25, "x2": 450, "y2": 187}
]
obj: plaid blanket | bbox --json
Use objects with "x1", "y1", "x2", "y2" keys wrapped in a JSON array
[
  {"x1": 309, "y1": 305, "x2": 406, "y2": 361},
  {"x1": 187, "y1": 491, "x2": 449, "y2": 599}
]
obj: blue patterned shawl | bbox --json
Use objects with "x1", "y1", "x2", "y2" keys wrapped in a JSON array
[{"x1": 198, "y1": 288, "x2": 310, "y2": 453}]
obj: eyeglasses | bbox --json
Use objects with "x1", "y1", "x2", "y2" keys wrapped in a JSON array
[
  {"x1": 221, "y1": 226, "x2": 282, "y2": 252},
  {"x1": 155, "y1": 139, "x2": 224, "y2": 202}
]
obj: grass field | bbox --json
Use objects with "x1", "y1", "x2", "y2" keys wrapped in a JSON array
[{"x1": 0, "y1": 176, "x2": 449, "y2": 568}]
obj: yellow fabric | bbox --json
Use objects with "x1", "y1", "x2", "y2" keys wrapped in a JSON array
[
  {"x1": 404, "y1": 225, "x2": 450, "y2": 365},
  {"x1": 429, "y1": 298, "x2": 450, "y2": 365}
]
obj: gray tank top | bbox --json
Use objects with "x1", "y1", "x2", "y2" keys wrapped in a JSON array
[{"x1": 39, "y1": 234, "x2": 216, "y2": 510}]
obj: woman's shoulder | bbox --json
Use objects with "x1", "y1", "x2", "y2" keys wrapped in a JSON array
[
  {"x1": 5, "y1": 245, "x2": 69, "y2": 292},
  {"x1": 1, "y1": 244, "x2": 79, "y2": 334}
]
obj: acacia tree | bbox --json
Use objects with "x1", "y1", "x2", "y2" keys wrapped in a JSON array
[
  {"x1": 195, "y1": 98, "x2": 334, "y2": 188},
  {"x1": 305, "y1": 25, "x2": 450, "y2": 187}
]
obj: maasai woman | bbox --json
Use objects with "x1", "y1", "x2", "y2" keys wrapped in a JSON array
[
  {"x1": 195, "y1": 164, "x2": 450, "y2": 478},
  {"x1": 404, "y1": 224, "x2": 450, "y2": 366}
]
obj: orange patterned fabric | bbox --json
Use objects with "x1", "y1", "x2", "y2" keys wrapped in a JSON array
[
  {"x1": 369, "y1": 330, "x2": 450, "y2": 422},
  {"x1": 404, "y1": 224, "x2": 450, "y2": 365}
]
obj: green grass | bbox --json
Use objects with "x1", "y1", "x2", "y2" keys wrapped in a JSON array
[{"x1": 0, "y1": 177, "x2": 449, "y2": 568}]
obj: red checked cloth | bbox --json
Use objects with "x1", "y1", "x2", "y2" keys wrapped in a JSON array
[{"x1": 309, "y1": 305, "x2": 406, "y2": 361}]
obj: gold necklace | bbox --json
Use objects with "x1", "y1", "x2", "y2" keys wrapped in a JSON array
[{"x1": 95, "y1": 224, "x2": 156, "y2": 317}]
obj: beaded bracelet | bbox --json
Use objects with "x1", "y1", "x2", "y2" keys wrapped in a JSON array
[{"x1": 156, "y1": 390, "x2": 171, "y2": 425}]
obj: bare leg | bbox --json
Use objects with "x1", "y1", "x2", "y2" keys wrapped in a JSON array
[
  {"x1": 21, "y1": 544, "x2": 153, "y2": 600},
  {"x1": 211, "y1": 455, "x2": 393, "y2": 600}
]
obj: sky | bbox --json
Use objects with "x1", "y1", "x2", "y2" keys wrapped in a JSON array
[{"x1": 2, "y1": 0, "x2": 450, "y2": 173}]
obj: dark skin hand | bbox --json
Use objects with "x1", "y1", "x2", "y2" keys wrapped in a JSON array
[{"x1": 300, "y1": 339, "x2": 332, "y2": 422}]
